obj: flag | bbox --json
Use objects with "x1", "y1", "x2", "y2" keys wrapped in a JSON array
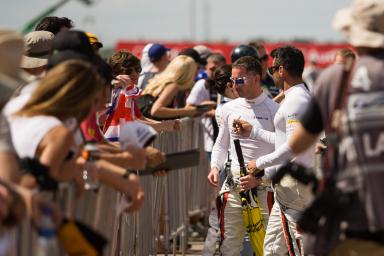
[{"x1": 103, "y1": 81, "x2": 142, "y2": 141}]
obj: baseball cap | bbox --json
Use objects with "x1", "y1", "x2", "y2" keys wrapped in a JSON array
[
  {"x1": 119, "y1": 121, "x2": 157, "y2": 149},
  {"x1": 141, "y1": 43, "x2": 154, "y2": 72},
  {"x1": 193, "y1": 45, "x2": 212, "y2": 65},
  {"x1": 148, "y1": 43, "x2": 169, "y2": 62},
  {"x1": 85, "y1": 32, "x2": 103, "y2": 49},
  {"x1": 47, "y1": 50, "x2": 91, "y2": 70},
  {"x1": 21, "y1": 31, "x2": 54, "y2": 69},
  {"x1": 178, "y1": 48, "x2": 204, "y2": 66},
  {"x1": 52, "y1": 30, "x2": 94, "y2": 59}
]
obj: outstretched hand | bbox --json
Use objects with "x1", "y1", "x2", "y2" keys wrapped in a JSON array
[{"x1": 232, "y1": 119, "x2": 252, "y2": 137}]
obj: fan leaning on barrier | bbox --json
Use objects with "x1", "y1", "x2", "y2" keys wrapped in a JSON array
[{"x1": 233, "y1": 139, "x2": 265, "y2": 256}]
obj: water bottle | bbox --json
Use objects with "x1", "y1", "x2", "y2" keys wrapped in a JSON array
[
  {"x1": 82, "y1": 143, "x2": 100, "y2": 191},
  {"x1": 36, "y1": 207, "x2": 56, "y2": 256}
]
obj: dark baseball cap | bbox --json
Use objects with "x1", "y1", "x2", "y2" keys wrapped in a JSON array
[
  {"x1": 148, "y1": 43, "x2": 169, "y2": 62},
  {"x1": 178, "y1": 48, "x2": 205, "y2": 66},
  {"x1": 52, "y1": 30, "x2": 94, "y2": 58},
  {"x1": 47, "y1": 50, "x2": 91, "y2": 70}
]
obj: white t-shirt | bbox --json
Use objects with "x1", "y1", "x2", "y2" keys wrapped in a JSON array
[
  {"x1": 186, "y1": 79, "x2": 214, "y2": 152},
  {"x1": 3, "y1": 81, "x2": 83, "y2": 157},
  {"x1": 2, "y1": 81, "x2": 38, "y2": 118},
  {"x1": 215, "y1": 96, "x2": 232, "y2": 128},
  {"x1": 9, "y1": 115, "x2": 62, "y2": 158},
  {"x1": 211, "y1": 93, "x2": 279, "y2": 177}
]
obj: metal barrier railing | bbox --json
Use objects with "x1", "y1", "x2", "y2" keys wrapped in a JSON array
[{"x1": 14, "y1": 117, "x2": 210, "y2": 256}]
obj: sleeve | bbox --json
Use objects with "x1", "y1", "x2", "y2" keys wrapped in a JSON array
[
  {"x1": 80, "y1": 112, "x2": 104, "y2": 143},
  {"x1": 210, "y1": 107, "x2": 230, "y2": 170},
  {"x1": 255, "y1": 100, "x2": 300, "y2": 169},
  {"x1": 249, "y1": 126, "x2": 275, "y2": 144},
  {"x1": 256, "y1": 143, "x2": 294, "y2": 169},
  {"x1": 285, "y1": 101, "x2": 302, "y2": 139}
]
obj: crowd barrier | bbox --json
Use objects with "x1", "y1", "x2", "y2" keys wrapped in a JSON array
[{"x1": 14, "y1": 117, "x2": 211, "y2": 256}]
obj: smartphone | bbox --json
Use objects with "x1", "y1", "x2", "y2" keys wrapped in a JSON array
[{"x1": 196, "y1": 105, "x2": 211, "y2": 112}]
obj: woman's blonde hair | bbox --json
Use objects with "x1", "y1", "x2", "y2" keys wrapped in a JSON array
[
  {"x1": 17, "y1": 60, "x2": 104, "y2": 122},
  {"x1": 143, "y1": 55, "x2": 196, "y2": 96}
]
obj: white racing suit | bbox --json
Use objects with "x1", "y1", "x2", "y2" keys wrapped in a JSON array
[{"x1": 217, "y1": 175, "x2": 270, "y2": 256}]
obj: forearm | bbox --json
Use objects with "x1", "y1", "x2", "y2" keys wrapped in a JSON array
[
  {"x1": 210, "y1": 149, "x2": 227, "y2": 170},
  {"x1": 139, "y1": 119, "x2": 169, "y2": 132},
  {"x1": 151, "y1": 106, "x2": 192, "y2": 119},
  {"x1": 99, "y1": 151, "x2": 136, "y2": 169},
  {"x1": 96, "y1": 142, "x2": 121, "y2": 153},
  {"x1": 210, "y1": 136, "x2": 229, "y2": 170},
  {"x1": 55, "y1": 160, "x2": 80, "y2": 181},
  {"x1": 96, "y1": 160, "x2": 137, "y2": 195},
  {"x1": 250, "y1": 127, "x2": 275, "y2": 144},
  {"x1": 256, "y1": 143, "x2": 294, "y2": 170},
  {"x1": 0, "y1": 152, "x2": 21, "y2": 183}
]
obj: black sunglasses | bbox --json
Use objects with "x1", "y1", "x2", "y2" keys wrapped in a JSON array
[
  {"x1": 260, "y1": 54, "x2": 269, "y2": 62},
  {"x1": 123, "y1": 66, "x2": 142, "y2": 75},
  {"x1": 268, "y1": 65, "x2": 280, "y2": 75}
]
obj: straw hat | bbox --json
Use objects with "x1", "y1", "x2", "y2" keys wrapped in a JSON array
[
  {"x1": 21, "y1": 31, "x2": 54, "y2": 69},
  {"x1": 333, "y1": 0, "x2": 384, "y2": 48},
  {"x1": 0, "y1": 28, "x2": 24, "y2": 104}
]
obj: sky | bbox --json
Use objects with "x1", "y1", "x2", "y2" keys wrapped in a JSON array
[{"x1": 1, "y1": 0, "x2": 352, "y2": 48}]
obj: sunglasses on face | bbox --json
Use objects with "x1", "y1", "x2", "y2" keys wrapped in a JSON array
[
  {"x1": 260, "y1": 54, "x2": 269, "y2": 62},
  {"x1": 124, "y1": 66, "x2": 142, "y2": 75},
  {"x1": 229, "y1": 77, "x2": 247, "y2": 88},
  {"x1": 268, "y1": 65, "x2": 280, "y2": 75}
]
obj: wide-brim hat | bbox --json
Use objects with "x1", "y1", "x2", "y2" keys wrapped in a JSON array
[
  {"x1": 21, "y1": 31, "x2": 54, "y2": 69},
  {"x1": 333, "y1": 0, "x2": 384, "y2": 48},
  {"x1": 0, "y1": 28, "x2": 26, "y2": 104},
  {"x1": 0, "y1": 28, "x2": 24, "y2": 78}
]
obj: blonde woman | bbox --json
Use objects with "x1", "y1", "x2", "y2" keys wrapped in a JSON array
[
  {"x1": 9, "y1": 59, "x2": 145, "y2": 211},
  {"x1": 139, "y1": 55, "x2": 199, "y2": 119},
  {"x1": 9, "y1": 60, "x2": 105, "y2": 187}
]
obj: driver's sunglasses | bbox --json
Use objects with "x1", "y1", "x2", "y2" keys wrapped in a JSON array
[
  {"x1": 268, "y1": 65, "x2": 280, "y2": 75},
  {"x1": 229, "y1": 77, "x2": 247, "y2": 88}
]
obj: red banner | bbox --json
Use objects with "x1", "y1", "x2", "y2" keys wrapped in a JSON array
[{"x1": 116, "y1": 40, "x2": 351, "y2": 68}]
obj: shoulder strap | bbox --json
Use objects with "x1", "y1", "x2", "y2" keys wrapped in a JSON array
[{"x1": 325, "y1": 59, "x2": 355, "y2": 176}]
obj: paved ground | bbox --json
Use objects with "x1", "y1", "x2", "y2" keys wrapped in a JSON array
[{"x1": 158, "y1": 240, "x2": 219, "y2": 256}]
